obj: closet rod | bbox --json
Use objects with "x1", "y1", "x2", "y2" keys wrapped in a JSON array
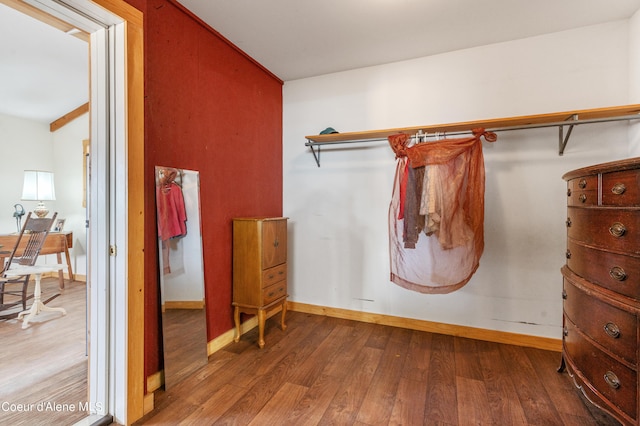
[{"x1": 305, "y1": 114, "x2": 640, "y2": 167}]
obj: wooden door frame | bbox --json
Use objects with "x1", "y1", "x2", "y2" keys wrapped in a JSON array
[{"x1": 90, "y1": 0, "x2": 145, "y2": 423}]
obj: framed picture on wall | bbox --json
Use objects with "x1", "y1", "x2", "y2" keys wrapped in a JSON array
[{"x1": 54, "y1": 218, "x2": 66, "y2": 232}]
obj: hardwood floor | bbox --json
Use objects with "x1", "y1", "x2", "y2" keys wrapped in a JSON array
[
  {"x1": 136, "y1": 311, "x2": 621, "y2": 426},
  {"x1": 0, "y1": 277, "x2": 88, "y2": 426},
  {"x1": 0, "y1": 280, "x2": 618, "y2": 425}
]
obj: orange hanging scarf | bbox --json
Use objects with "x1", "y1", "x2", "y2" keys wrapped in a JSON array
[{"x1": 387, "y1": 129, "x2": 496, "y2": 294}]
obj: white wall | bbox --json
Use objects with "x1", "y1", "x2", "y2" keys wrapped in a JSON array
[
  {"x1": 283, "y1": 20, "x2": 632, "y2": 339},
  {"x1": 629, "y1": 8, "x2": 640, "y2": 156},
  {"x1": 51, "y1": 112, "x2": 88, "y2": 278},
  {"x1": 0, "y1": 114, "x2": 53, "y2": 232},
  {"x1": 0, "y1": 111, "x2": 88, "y2": 278}
]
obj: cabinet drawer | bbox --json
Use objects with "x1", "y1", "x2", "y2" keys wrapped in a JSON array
[
  {"x1": 567, "y1": 207, "x2": 640, "y2": 254},
  {"x1": 602, "y1": 169, "x2": 640, "y2": 206},
  {"x1": 567, "y1": 189, "x2": 597, "y2": 206},
  {"x1": 563, "y1": 277, "x2": 637, "y2": 364},
  {"x1": 262, "y1": 263, "x2": 287, "y2": 287},
  {"x1": 564, "y1": 318, "x2": 637, "y2": 421},
  {"x1": 567, "y1": 177, "x2": 598, "y2": 206},
  {"x1": 568, "y1": 176, "x2": 598, "y2": 193},
  {"x1": 566, "y1": 239, "x2": 640, "y2": 299},
  {"x1": 263, "y1": 281, "x2": 287, "y2": 305}
]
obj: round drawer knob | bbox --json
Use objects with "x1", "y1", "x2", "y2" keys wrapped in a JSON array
[
  {"x1": 567, "y1": 188, "x2": 572, "y2": 197},
  {"x1": 566, "y1": 218, "x2": 572, "y2": 228},
  {"x1": 609, "y1": 222, "x2": 626, "y2": 238},
  {"x1": 562, "y1": 289, "x2": 567, "y2": 300},
  {"x1": 579, "y1": 194, "x2": 587, "y2": 203},
  {"x1": 604, "y1": 322, "x2": 621, "y2": 338},
  {"x1": 563, "y1": 327, "x2": 568, "y2": 337},
  {"x1": 609, "y1": 266, "x2": 627, "y2": 282},
  {"x1": 578, "y1": 179, "x2": 587, "y2": 189},
  {"x1": 611, "y1": 183, "x2": 626, "y2": 195},
  {"x1": 565, "y1": 250, "x2": 571, "y2": 259},
  {"x1": 604, "y1": 371, "x2": 621, "y2": 390}
]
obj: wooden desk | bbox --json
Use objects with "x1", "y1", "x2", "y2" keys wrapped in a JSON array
[{"x1": 0, "y1": 232, "x2": 73, "y2": 289}]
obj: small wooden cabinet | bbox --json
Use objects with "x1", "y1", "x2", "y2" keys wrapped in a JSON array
[
  {"x1": 232, "y1": 217, "x2": 288, "y2": 348},
  {"x1": 561, "y1": 158, "x2": 640, "y2": 425}
]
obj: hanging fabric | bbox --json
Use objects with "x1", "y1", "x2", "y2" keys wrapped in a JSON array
[
  {"x1": 387, "y1": 128, "x2": 497, "y2": 294},
  {"x1": 156, "y1": 168, "x2": 188, "y2": 274}
]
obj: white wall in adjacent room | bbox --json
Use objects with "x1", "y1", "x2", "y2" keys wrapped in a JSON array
[
  {"x1": 0, "y1": 111, "x2": 88, "y2": 278},
  {"x1": 51, "y1": 112, "x2": 88, "y2": 278},
  {"x1": 0, "y1": 114, "x2": 51, "y2": 230}
]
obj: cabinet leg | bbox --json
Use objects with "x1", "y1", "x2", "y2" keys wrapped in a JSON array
[
  {"x1": 233, "y1": 306, "x2": 241, "y2": 343},
  {"x1": 258, "y1": 309, "x2": 266, "y2": 349},
  {"x1": 281, "y1": 300, "x2": 287, "y2": 331}
]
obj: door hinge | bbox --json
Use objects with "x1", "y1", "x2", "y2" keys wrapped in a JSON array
[{"x1": 109, "y1": 245, "x2": 117, "y2": 256}]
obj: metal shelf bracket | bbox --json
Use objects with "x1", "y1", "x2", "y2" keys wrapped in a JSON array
[
  {"x1": 308, "y1": 142, "x2": 321, "y2": 167},
  {"x1": 558, "y1": 114, "x2": 577, "y2": 156}
]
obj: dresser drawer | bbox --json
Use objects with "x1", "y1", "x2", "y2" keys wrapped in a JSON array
[
  {"x1": 564, "y1": 318, "x2": 637, "y2": 420},
  {"x1": 568, "y1": 176, "x2": 598, "y2": 193},
  {"x1": 567, "y1": 189, "x2": 598, "y2": 206},
  {"x1": 262, "y1": 281, "x2": 287, "y2": 305},
  {"x1": 567, "y1": 177, "x2": 598, "y2": 206},
  {"x1": 566, "y1": 239, "x2": 640, "y2": 299},
  {"x1": 602, "y1": 169, "x2": 640, "y2": 206},
  {"x1": 567, "y1": 207, "x2": 640, "y2": 254},
  {"x1": 563, "y1": 277, "x2": 637, "y2": 364},
  {"x1": 262, "y1": 263, "x2": 287, "y2": 287}
]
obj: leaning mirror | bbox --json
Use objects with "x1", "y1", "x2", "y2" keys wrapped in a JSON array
[{"x1": 155, "y1": 166, "x2": 207, "y2": 388}]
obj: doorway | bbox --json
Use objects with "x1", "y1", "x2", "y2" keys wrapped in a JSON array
[
  {"x1": 0, "y1": 0, "x2": 143, "y2": 424},
  {"x1": 0, "y1": 2, "x2": 90, "y2": 424}
]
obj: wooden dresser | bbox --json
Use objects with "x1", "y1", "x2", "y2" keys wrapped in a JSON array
[
  {"x1": 232, "y1": 217, "x2": 288, "y2": 348},
  {"x1": 561, "y1": 158, "x2": 640, "y2": 425}
]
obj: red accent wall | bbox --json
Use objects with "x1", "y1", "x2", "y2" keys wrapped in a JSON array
[{"x1": 127, "y1": 0, "x2": 283, "y2": 381}]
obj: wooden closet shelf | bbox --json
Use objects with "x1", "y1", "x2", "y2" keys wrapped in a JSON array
[
  {"x1": 305, "y1": 104, "x2": 640, "y2": 144},
  {"x1": 304, "y1": 104, "x2": 640, "y2": 166}
]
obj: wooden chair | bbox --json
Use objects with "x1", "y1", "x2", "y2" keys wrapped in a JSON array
[{"x1": 0, "y1": 212, "x2": 57, "y2": 312}]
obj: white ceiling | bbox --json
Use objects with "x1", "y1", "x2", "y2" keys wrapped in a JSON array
[
  {"x1": 2, "y1": 0, "x2": 640, "y2": 123},
  {"x1": 177, "y1": 0, "x2": 640, "y2": 81}
]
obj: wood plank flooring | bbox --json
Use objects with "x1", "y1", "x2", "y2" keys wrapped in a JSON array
[
  {"x1": 136, "y1": 311, "x2": 621, "y2": 426},
  {"x1": 0, "y1": 282, "x2": 622, "y2": 426},
  {"x1": 0, "y1": 277, "x2": 88, "y2": 426}
]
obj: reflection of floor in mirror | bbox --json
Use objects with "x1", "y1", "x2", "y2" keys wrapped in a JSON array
[
  {"x1": 163, "y1": 308, "x2": 208, "y2": 387},
  {"x1": 0, "y1": 277, "x2": 88, "y2": 425}
]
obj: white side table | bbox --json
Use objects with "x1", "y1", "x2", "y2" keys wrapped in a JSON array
[{"x1": 4, "y1": 264, "x2": 66, "y2": 329}]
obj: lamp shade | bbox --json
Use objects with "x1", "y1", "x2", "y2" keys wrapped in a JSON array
[{"x1": 21, "y1": 170, "x2": 56, "y2": 201}]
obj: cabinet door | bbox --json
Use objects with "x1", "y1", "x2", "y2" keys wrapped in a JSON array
[{"x1": 262, "y1": 219, "x2": 287, "y2": 268}]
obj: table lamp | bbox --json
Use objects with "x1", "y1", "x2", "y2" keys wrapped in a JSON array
[{"x1": 21, "y1": 170, "x2": 56, "y2": 218}]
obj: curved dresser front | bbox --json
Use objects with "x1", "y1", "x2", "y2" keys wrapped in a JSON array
[{"x1": 562, "y1": 157, "x2": 640, "y2": 425}]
